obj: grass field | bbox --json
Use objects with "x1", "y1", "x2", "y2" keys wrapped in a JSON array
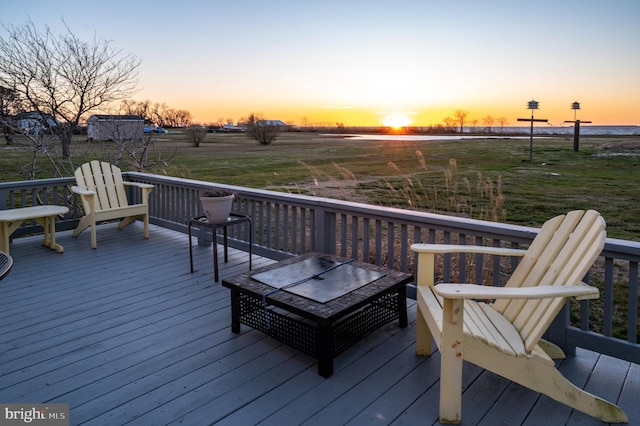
[{"x1": 2, "y1": 130, "x2": 640, "y2": 241}]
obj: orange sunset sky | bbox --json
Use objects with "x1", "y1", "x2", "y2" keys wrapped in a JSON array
[{"x1": 3, "y1": 0, "x2": 639, "y2": 127}]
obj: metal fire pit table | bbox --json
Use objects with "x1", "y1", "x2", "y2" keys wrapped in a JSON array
[{"x1": 222, "y1": 252, "x2": 412, "y2": 377}]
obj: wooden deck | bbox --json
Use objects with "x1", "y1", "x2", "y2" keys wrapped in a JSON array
[{"x1": 1, "y1": 223, "x2": 638, "y2": 425}]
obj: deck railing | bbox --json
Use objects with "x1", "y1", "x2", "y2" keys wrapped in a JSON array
[{"x1": 2, "y1": 173, "x2": 639, "y2": 365}]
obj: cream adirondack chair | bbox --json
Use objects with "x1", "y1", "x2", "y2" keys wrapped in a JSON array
[
  {"x1": 72, "y1": 161, "x2": 154, "y2": 249},
  {"x1": 411, "y1": 210, "x2": 628, "y2": 424}
]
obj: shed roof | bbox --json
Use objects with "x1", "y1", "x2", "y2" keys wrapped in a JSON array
[{"x1": 88, "y1": 114, "x2": 144, "y2": 121}]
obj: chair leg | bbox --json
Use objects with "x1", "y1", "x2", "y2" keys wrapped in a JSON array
[
  {"x1": 529, "y1": 360, "x2": 628, "y2": 423},
  {"x1": 73, "y1": 216, "x2": 91, "y2": 237},
  {"x1": 118, "y1": 215, "x2": 137, "y2": 229},
  {"x1": 90, "y1": 223, "x2": 97, "y2": 249},
  {"x1": 467, "y1": 341, "x2": 629, "y2": 423},
  {"x1": 439, "y1": 298, "x2": 464, "y2": 424},
  {"x1": 0, "y1": 223, "x2": 10, "y2": 253},
  {"x1": 415, "y1": 310, "x2": 433, "y2": 356},
  {"x1": 143, "y1": 213, "x2": 149, "y2": 239},
  {"x1": 118, "y1": 214, "x2": 149, "y2": 239},
  {"x1": 73, "y1": 215, "x2": 97, "y2": 249}
]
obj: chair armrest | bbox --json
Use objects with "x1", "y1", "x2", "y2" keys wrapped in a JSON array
[
  {"x1": 411, "y1": 243, "x2": 526, "y2": 257},
  {"x1": 123, "y1": 182, "x2": 153, "y2": 205},
  {"x1": 123, "y1": 182, "x2": 154, "y2": 190},
  {"x1": 71, "y1": 186, "x2": 95, "y2": 196},
  {"x1": 434, "y1": 282, "x2": 599, "y2": 300}
]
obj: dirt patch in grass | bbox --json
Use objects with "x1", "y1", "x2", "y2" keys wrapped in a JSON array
[
  {"x1": 599, "y1": 138, "x2": 640, "y2": 150},
  {"x1": 269, "y1": 179, "x2": 372, "y2": 203}
]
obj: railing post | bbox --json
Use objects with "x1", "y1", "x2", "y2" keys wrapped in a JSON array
[
  {"x1": 313, "y1": 205, "x2": 325, "y2": 253},
  {"x1": 0, "y1": 188, "x2": 6, "y2": 210},
  {"x1": 314, "y1": 205, "x2": 336, "y2": 254}
]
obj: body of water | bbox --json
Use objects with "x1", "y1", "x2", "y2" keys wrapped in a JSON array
[
  {"x1": 497, "y1": 125, "x2": 640, "y2": 136},
  {"x1": 325, "y1": 125, "x2": 639, "y2": 142},
  {"x1": 336, "y1": 134, "x2": 531, "y2": 141}
]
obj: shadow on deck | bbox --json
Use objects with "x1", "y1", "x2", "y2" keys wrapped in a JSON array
[{"x1": 0, "y1": 223, "x2": 638, "y2": 425}]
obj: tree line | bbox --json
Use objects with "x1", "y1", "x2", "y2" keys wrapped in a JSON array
[
  {"x1": 120, "y1": 99, "x2": 192, "y2": 128},
  {"x1": 442, "y1": 110, "x2": 509, "y2": 134}
]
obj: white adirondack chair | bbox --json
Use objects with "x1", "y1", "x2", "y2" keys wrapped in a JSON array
[
  {"x1": 72, "y1": 161, "x2": 154, "y2": 249},
  {"x1": 411, "y1": 210, "x2": 628, "y2": 424}
]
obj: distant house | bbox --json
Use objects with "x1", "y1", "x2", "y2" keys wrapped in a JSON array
[
  {"x1": 87, "y1": 115, "x2": 144, "y2": 141},
  {"x1": 259, "y1": 120, "x2": 288, "y2": 127},
  {"x1": 14, "y1": 112, "x2": 58, "y2": 135}
]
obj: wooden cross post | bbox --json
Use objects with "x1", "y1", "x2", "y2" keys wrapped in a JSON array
[
  {"x1": 564, "y1": 102, "x2": 590, "y2": 152},
  {"x1": 517, "y1": 112, "x2": 548, "y2": 162},
  {"x1": 563, "y1": 120, "x2": 592, "y2": 152}
]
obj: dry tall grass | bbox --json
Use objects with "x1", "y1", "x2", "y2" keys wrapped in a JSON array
[
  {"x1": 293, "y1": 153, "x2": 509, "y2": 285},
  {"x1": 385, "y1": 151, "x2": 506, "y2": 222}
]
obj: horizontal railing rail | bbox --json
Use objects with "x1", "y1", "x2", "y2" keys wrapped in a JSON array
[
  {"x1": 0, "y1": 177, "x2": 81, "y2": 237},
  {"x1": 2, "y1": 173, "x2": 639, "y2": 364}
]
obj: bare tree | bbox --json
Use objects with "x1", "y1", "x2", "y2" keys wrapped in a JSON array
[
  {"x1": 103, "y1": 117, "x2": 175, "y2": 172},
  {"x1": 151, "y1": 102, "x2": 170, "y2": 127},
  {"x1": 470, "y1": 118, "x2": 479, "y2": 133},
  {"x1": 121, "y1": 99, "x2": 152, "y2": 123},
  {"x1": 482, "y1": 115, "x2": 495, "y2": 133},
  {"x1": 243, "y1": 113, "x2": 281, "y2": 145},
  {"x1": 111, "y1": 132, "x2": 171, "y2": 172},
  {"x1": 497, "y1": 117, "x2": 509, "y2": 132},
  {"x1": 0, "y1": 85, "x2": 24, "y2": 144},
  {"x1": 120, "y1": 99, "x2": 196, "y2": 129},
  {"x1": 453, "y1": 110, "x2": 469, "y2": 133},
  {"x1": 186, "y1": 124, "x2": 208, "y2": 147},
  {"x1": 0, "y1": 19, "x2": 140, "y2": 159},
  {"x1": 164, "y1": 108, "x2": 192, "y2": 128},
  {"x1": 442, "y1": 116, "x2": 456, "y2": 132},
  {"x1": 16, "y1": 130, "x2": 64, "y2": 179},
  {"x1": 175, "y1": 110, "x2": 193, "y2": 127}
]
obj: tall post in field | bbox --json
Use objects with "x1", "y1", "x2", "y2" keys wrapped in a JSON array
[
  {"x1": 564, "y1": 101, "x2": 591, "y2": 152},
  {"x1": 517, "y1": 100, "x2": 548, "y2": 162}
]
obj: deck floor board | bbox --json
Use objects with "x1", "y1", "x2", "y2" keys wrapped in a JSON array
[{"x1": 0, "y1": 222, "x2": 636, "y2": 425}]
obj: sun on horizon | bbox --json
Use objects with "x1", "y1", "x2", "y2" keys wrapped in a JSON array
[{"x1": 381, "y1": 114, "x2": 413, "y2": 129}]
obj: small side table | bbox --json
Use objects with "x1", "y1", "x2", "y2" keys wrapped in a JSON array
[
  {"x1": 0, "y1": 205, "x2": 69, "y2": 254},
  {"x1": 189, "y1": 214, "x2": 252, "y2": 282}
]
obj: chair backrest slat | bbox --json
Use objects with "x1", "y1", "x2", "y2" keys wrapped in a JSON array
[
  {"x1": 492, "y1": 210, "x2": 605, "y2": 353},
  {"x1": 74, "y1": 160, "x2": 130, "y2": 212}
]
